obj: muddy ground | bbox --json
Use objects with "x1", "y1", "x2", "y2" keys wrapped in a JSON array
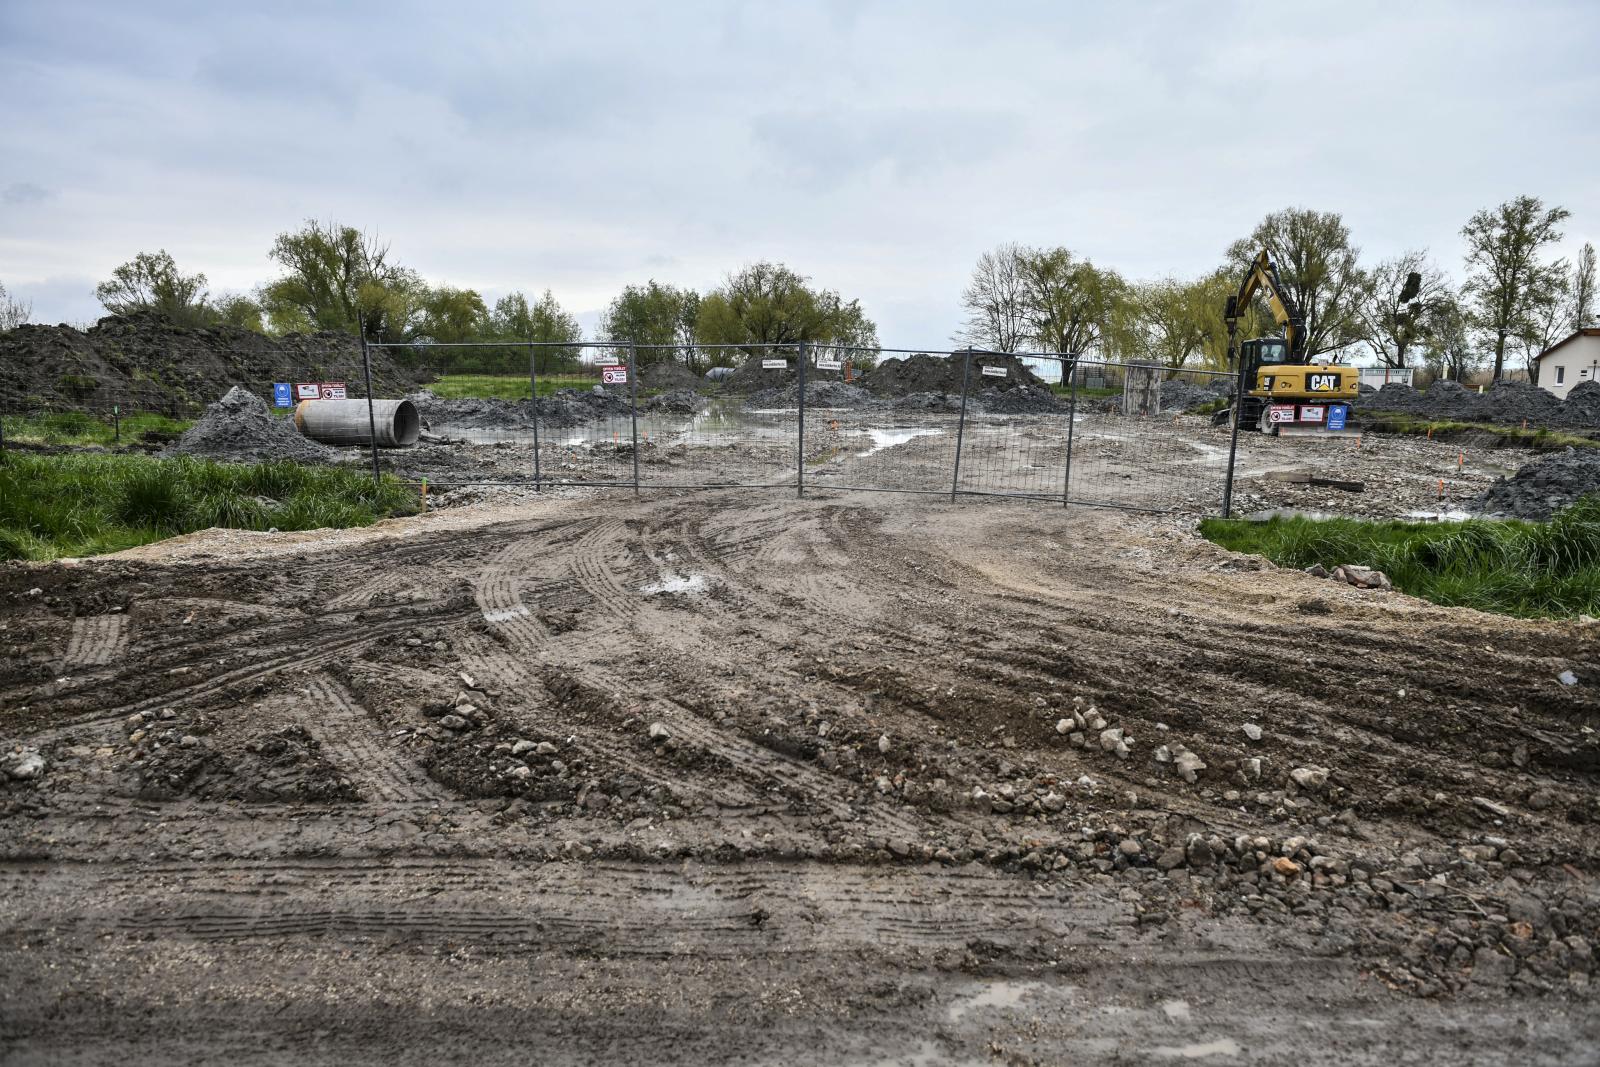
[{"x1": 2, "y1": 431, "x2": 1599, "y2": 1064}]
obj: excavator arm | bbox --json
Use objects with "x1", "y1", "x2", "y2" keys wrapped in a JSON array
[{"x1": 1225, "y1": 251, "x2": 1307, "y2": 362}]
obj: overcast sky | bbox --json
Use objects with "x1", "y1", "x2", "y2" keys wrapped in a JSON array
[{"x1": 2, "y1": 0, "x2": 1596, "y2": 344}]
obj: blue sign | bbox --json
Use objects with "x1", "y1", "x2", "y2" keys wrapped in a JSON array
[
  {"x1": 272, "y1": 382, "x2": 293, "y2": 408},
  {"x1": 1327, "y1": 403, "x2": 1349, "y2": 431}
]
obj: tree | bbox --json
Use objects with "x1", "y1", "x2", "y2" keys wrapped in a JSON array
[
  {"x1": 260, "y1": 221, "x2": 423, "y2": 342},
  {"x1": 1517, "y1": 271, "x2": 1571, "y2": 384},
  {"x1": 1460, "y1": 195, "x2": 1571, "y2": 380},
  {"x1": 1108, "y1": 278, "x2": 1205, "y2": 371},
  {"x1": 1355, "y1": 250, "x2": 1450, "y2": 368},
  {"x1": 94, "y1": 250, "x2": 212, "y2": 325},
  {"x1": 695, "y1": 262, "x2": 877, "y2": 360},
  {"x1": 487, "y1": 290, "x2": 583, "y2": 373},
  {"x1": 956, "y1": 244, "x2": 1028, "y2": 352},
  {"x1": 1418, "y1": 291, "x2": 1478, "y2": 383},
  {"x1": 1571, "y1": 242, "x2": 1597, "y2": 330},
  {"x1": 1017, "y1": 247, "x2": 1125, "y2": 355},
  {"x1": 418, "y1": 286, "x2": 488, "y2": 344},
  {"x1": 0, "y1": 281, "x2": 30, "y2": 330},
  {"x1": 1226, "y1": 208, "x2": 1365, "y2": 357},
  {"x1": 213, "y1": 293, "x2": 264, "y2": 332},
  {"x1": 599, "y1": 281, "x2": 703, "y2": 368}
]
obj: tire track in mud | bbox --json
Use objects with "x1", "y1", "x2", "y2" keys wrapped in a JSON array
[
  {"x1": 300, "y1": 676, "x2": 451, "y2": 804},
  {"x1": 60, "y1": 613, "x2": 130, "y2": 669}
]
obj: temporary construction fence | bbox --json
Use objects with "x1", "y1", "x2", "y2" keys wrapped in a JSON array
[{"x1": 0, "y1": 336, "x2": 1246, "y2": 516}]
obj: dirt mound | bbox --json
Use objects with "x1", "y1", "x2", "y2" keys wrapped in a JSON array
[
  {"x1": 408, "y1": 388, "x2": 633, "y2": 432},
  {"x1": 891, "y1": 392, "x2": 965, "y2": 413},
  {"x1": 1159, "y1": 380, "x2": 1223, "y2": 413},
  {"x1": 975, "y1": 383, "x2": 1062, "y2": 414},
  {"x1": 640, "y1": 389, "x2": 705, "y2": 415},
  {"x1": 167, "y1": 386, "x2": 342, "y2": 464},
  {"x1": 719, "y1": 351, "x2": 802, "y2": 394},
  {"x1": 1475, "y1": 447, "x2": 1600, "y2": 519},
  {"x1": 638, "y1": 361, "x2": 704, "y2": 393},
  {"x1": 1357, "y1": 377, "x2": 1597, "y2": 428},
  {"x1": 744, "y1": 381, "x2": 880, "y2": 410},
  {"x1": 0, "y1": 311, "x2": 421, "y2": 414},
  {"x1": 861, "y1": 352, "x2": 1048, "y2": 397}
]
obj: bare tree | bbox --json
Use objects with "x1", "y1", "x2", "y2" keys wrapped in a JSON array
[
  {"x1": 1460, "y1": 195, "x2": 1571, "y2": 380},
  {"x1": 1518, "y1": 271, "x2": 1572, "y2": 384},
  {"x1": 1356, "y1": 250, "x2": 1449, "y2": 368},
  {"x1": 1572, "y1": 241, "x2": 1597, "y2": 330},
  {"x1": 956, "y1": 244, "x2": 1028, "y2": 352},
  {"x1": 0, "y1": 281, "x2": 30, "y2": 331}
]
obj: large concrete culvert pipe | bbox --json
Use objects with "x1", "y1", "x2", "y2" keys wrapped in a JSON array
[{"x1": 294, "y1": 399, "x2": 421, "y2": 447}]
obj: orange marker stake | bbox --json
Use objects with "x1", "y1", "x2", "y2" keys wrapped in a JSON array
[
  {"x1": 1458, "y1": 450, "x2": 1464, "y2": 472},
  {"x1": 1438, "y1": 478, "x2": 1444, "y2": 500},
  {"x1": 1427, "y1": 426, "x2": 1433, "y2": 440},
  {"x1": 421, "y1": 478, "x2": 428, "y2": 514}
]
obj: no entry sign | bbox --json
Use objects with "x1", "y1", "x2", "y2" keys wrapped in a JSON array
[{"x1": 601, "y1": 365, "x2": 629, "y2": 385}]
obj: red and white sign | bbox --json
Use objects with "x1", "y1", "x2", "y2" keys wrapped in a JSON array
[
  {"x1": 601, "y1": 364, "x2": 629, "y2": 385},
  {"x1": 295, "y1": 383, "x2": 321, "y2": 400},
  {"x1": 1299, "y1": 405, "x2": 1325, "y2": 423},
  {"x1": 320, "y1": 382, "x2": 348, "y2": 400},
  {"x1": 1268, "y1": 405, "x2": 1297, "y2": 424}
]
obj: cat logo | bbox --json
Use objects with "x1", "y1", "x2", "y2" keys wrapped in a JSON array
[{"x1": 1307, "y1": 373, "x2": 1339, "y2": 392}]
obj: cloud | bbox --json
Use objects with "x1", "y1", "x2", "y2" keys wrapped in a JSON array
[{"x1": 2, "y1": 183, "x2": 51, "y2": 205}]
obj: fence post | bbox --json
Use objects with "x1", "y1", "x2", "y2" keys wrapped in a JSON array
[
  {"x1": 529, "y1": 342, "x2": 542, "y2": 492},
  {"x1": 1220, "y1": 319, "x2": 1243, "y2": 518},
  {"x1": 629, "y1": 341, "x2": 640, "y2": 494},
  {"x1": 359, "y1": 330, "x2": 381, "y2": 488},
  {"x1": 950, "y1": 349, "x2": 973, "y2": 502},
  {"x1": 796, "y1": 340, "x2": 807, "y2": 498},
  {"x1": 1061, "y1": 356, "x2": 1077, "y2": 508}
]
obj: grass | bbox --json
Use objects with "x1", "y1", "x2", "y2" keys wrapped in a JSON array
[
  {"x1": 0, "y1": 452, "x2": 419, "y2": 561},
  {"x1": 430, "y1": 374, "x2": 594, "y2": 400},
  {"x1": 1200, "y1": 497, "x2": 1600, "y2": 619},
  {"x1": 2, "y1": 411, "x2": 194, "y2": 446},
  {"x1": 1359, "y1": 412, "x2": 1600, "y2": 450}
]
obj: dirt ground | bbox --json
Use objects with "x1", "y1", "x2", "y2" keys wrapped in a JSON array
[{"x1": 3, "y1": 444, "x2": 1599, "y2": 1064}]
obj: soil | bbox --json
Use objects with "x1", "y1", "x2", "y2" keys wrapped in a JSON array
[
  {"x1": 0, "y1": 311, "x2": 421, "y2": 414},
  {"x1": 638, "y1": 361, "x2": 705, "y2": 393},
  {"x1": 1476, "y1": 447, "x2": 1600, "y2": 519},
  {"x1": 1357, "y1": 378, "x2": 1600, "y2": 430},
  {"x1": 167, "y1": 386, "x2": 345, "y2": 465},
  {"x1": 407, "y1": 389, "x2": 634, "y2": 433},
  {"x1": 862, "y1": 351, "x2": 1051, "y2": 396},
  {"x1": 2, "y1": 472, "x2": 1598, "y2": 1062}
]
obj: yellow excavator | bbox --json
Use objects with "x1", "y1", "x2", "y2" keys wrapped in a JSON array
[{"x1": 1223, "y1": 251, "x2": 1359, "y2": 436}]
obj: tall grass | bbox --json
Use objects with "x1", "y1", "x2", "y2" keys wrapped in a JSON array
[
  {"x1": 1, "y1": 411, "x2": 194, "y2": 446},
  {"x1": 429, "y1": 375, "x2": 595, "y2": 400},
  {"x1": 0, "y1": 453, "x2": 418, "y2": 561},
  {"x1": 1200, "y1": 497, "x2": 1600, "y2": 619}
]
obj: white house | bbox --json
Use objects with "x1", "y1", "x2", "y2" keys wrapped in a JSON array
[{"x1": 1534, "y1": 328, "x2": 1600, "y2": 398}]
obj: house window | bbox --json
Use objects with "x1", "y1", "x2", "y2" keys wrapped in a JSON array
[{"x1": 1556, "y1": 366, "x2": 1565, "y2": 384}]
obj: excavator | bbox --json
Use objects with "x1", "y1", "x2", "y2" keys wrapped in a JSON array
[{"x1": 1221, "y1": 250, "x2": 1360, "y2": 436}]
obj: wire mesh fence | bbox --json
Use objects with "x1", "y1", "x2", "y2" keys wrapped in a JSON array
[{"x1": 2, "y1": 338, "x2": 1243, "y2": 516}]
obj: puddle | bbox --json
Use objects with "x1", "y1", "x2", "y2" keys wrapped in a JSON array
[
  {"x1": 945, "y1": 980, "x2": 1043, "y2": 1021},
  {"x1": 481, "y1": 605, "x2": 530, "y2": 623},
  {"x1": 1403, "y1": 508, "x2": 1475, "y2": 521},
  {"x1": 858, "y1": 428, "x2": 944, "y2": 457},
  {"x1": 640, "y1": 574, "x2": 711, "y2": 596},
  {"x1": 1150, "y1": 1038, "x2": 1241, "y2": 1059}
]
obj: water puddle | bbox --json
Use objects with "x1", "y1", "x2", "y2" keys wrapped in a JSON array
[
  {"x1": 858, "y1": 428, "x2": 944, "y2": 457},
  {"x1": 1403, "y1": 508, "x2": 1475, "y2": 521},
  {"x1": 1150, "y1": 1037, "x2": 1242, "y2": 1059},
  {"x1": 641, "y1": 574, "x2": 711, "y2": 596},
  {"x1": 945, "y1": 980, "x2": 1043, "y2": 1021},
  {"x1": 481, "y1": 605, "x2": 530, "y2": 623}
]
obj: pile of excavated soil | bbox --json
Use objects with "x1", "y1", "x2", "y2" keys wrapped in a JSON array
[
  {"x1": 638, "y1": 361, "x2": 705, "y2": 393},
  {"x1": 719, "y1": 351, "x2": 805, "y2": 394},
  {"x1": 167, "y1": 386, "x2": 342, "y2": 464},
  {"x1": 975, "y1": 382, "x2": 1063, "y2": 414},
  {"x1": 409, "y1": 389, "x2": 633, "y2": 432},
  {"x1": 0, "y1": 311, "x2": 421, "y2": 413},
  {"x1": 1158, "y1": 380, "x2": 1225, "y2": 413},
  {"x1": 1475, "y1": 447, "x2": 1600, "y2": 519},
  {"x1": 1357, "y1": 378, "x2": 1600, "y2": 429},
  {"x1": 744, "y1": 381, "x2": 880, "y2": 410},
  {"x1": 861, "y1": 352, "x2": 1049, "y2": 397},
  {"x1": 640, "y1": 389, "x2": 705, "y2": 415}
]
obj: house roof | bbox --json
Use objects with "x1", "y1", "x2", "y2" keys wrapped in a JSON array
[{"x1": 1534, "y1": 327, "x2": 1600, "y2": 362}]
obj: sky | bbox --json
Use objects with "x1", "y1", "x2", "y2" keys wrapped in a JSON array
[{"x1": 1, "y1": 0, "x2": 1596, "y2": 346}]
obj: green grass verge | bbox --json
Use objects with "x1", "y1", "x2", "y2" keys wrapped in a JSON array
[
  {"x1": 430, "y1": 375, "x2": 595, "y2": 400},
  {"x1": 1359, "y1": 412, "x2": 1600, "y2": 450},
  {"x1": 1199, "y1": 498, "x2": 1600, "y2": 619},
  {"x1": 3, "y1": 411, "x2": 194, "y2": 446},
  {"x1": 0, "y1": 452, "x2": 418, "y2": 562}
]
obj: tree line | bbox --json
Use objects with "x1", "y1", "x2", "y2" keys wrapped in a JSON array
[
  {"x1": 71, "y1": 221, "x2": 878, "y2": 375},
  {"x1": 957, "y1": 197, "x2": 1593, "y2": 383}
]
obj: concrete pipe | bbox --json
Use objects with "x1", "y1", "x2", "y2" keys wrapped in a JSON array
[{"x1": 294, "y1": 398, "x2": 420, "y2": 448}]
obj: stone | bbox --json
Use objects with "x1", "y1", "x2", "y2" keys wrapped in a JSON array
[
  {"x1": 511, "y1": 740, "x2": 537, "y2": 756},
  {"x1": 1153, "y1": 745, "x2": 1171, "y2": 763},
  {"x1": 6, "y1": 749, "x2": 46, "y2": 780},
  {"x1": 1332, "y1": 564, "x2": 1393, "y2": 591},
  {"x1": 1304, "y1": 563, "x2": 1329, "y2": 579},
  {"x1": 878, "y1": 734, "x2": 891, "y2": 754},
  {"x1": 1099, "y1": 727, "x2": 1123, "y2": 752},
  {"x1": 1557, "y1": 670, "x2": 1578, "y2": 687},
  {"x1": 1156, "y1": 846, "x2": 1187, "y2": 870},
  {"x1": 1055, "y1": 718, "x2": 1073, "y2": 735},
  {"x1": 1186, "y1": 838, "x2": 1217, "y2": 867},
  {"x1": 1244, "y1": 757, "x2": 1262, "y2": 780},
  {"x1": 508, "y1": 765, "x2": 532, "y2": 780},
  {"x1": 437, "y1": 714, "x2": 469, "y2": 731},
  {"x1": 1118, "y1": 838, "x2": 1143, "y2": 857},
  {"x1": 1113, "y1": 740, "x2": 1130, "y2": 760},
  {"x1": 648, "y1": 722, "x2": 671, "y2": 741},
  {"x1": 535, "y1": 741, "x2": 559, "y2": 756},
  {"x1": 1472, "y1": 796, "x2": 1510, "y2": 817},
  {"x1": 1272, "y1": 857, "x2": 1302, "y2": 877},
  {"x1": 1290, "y1": 766, "x2": 1329, "y2": 790},
  {"x1": 1242, "y1": 723, "x2": 1262, "y2": 742},
  {"x1": 1175, "y1": 751, "x2": 1206, "y2": 783}
]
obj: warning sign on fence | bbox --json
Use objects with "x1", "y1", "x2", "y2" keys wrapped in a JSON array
[
  {"x1": 762, "y1": 358, "x2": 788, "y2": 370},
  {"x1": 815, "y1": 355, "x2": 842, "y2": 371},
  {"x1": 980, "y1": 364, "x2": 1007, "y2": 378},
  {"x1": 272, "y1": 383, "x2": 293, "y2": 408},
  {"x1": 601, "y1": 364, "x2": 629, "y2": 385},
  {"x1": 295, "y1": 383, "x2": 321, "y2": 400},
  {"x1": 320, "y1": 382, "x2": 348, "y2": 400}
]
